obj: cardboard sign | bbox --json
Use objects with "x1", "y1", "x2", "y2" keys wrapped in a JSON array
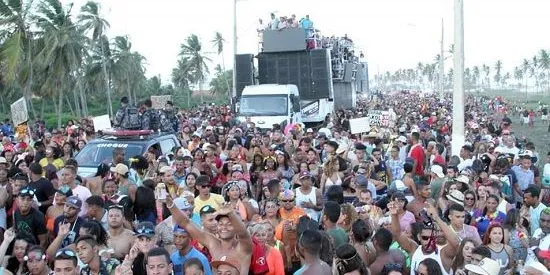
[
  {"x1": 92, "y1": 115, "x2": 112, "y2": 132},
  {"x1": 349, "y1": 117, "x2": 371, "y2": 134},
  {"x1": 151, "y1": 95, "x2": 172, "y2": 109},
  {"x1": 10, "y1": 97, "x2": 28, "y2": 126},
  {"x1": 367, "y1": 110, "x2": 394, "y2": 128}
]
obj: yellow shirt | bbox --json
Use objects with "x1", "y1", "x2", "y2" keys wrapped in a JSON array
[{"x1": 193, "y1": 193, "x2": 224, "y2": 214}]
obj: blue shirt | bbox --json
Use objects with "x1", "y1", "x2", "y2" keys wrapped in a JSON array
[{"x1": 171, "y1": 247, "x2": 212, "y2": 275}]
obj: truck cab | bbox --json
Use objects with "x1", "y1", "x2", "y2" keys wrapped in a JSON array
[{"x1": 237, "y1": 84, "x2": 302, "y2": 131}]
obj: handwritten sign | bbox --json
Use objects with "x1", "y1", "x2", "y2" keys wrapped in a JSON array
[
  {"x1": 10, "y1": 97, "x2": 28, "y2": 126},
  {"x1": 367, "y1": 110, "x2": 394, "y2": 128},
  {"x1": 151, "y1": 95, "x2": 172, "y2": 109},
  {"x1": 349, "y1": 117, "x2": 371, "y2": 134}
]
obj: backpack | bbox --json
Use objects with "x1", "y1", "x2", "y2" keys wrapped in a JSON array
[{"x1": 122, "y1": 106, "x2": 141, "y2": 130}]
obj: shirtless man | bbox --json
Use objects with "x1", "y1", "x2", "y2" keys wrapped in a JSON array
[
  {"x1": 166, "y1": 197, "x2": 253, "y2": 275},
  {"x1": 106, "y1": 204, "x2": 135, "y2": 260},
  {"x1": 406, "y1": 180, "x2": 435, "y2": 222},
  {"x1": 84, "y1": 163, "x2": 110, "y2": 196},
  {"x1": 294, "y1": 229, "x2": 331, "y2": 275},
  {"x1": 369, "y1": 228, "x2": 407, "y2": 275}
]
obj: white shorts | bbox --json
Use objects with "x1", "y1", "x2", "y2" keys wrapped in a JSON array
[{"x1": 542, "y1": 115, "x2": 548, "y2": 121}]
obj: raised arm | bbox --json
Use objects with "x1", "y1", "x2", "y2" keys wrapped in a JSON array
[
  {"x1": 217, "y1": 202, "x2": 253, "y2": 254},
  {"x1": 388, "y1": 200, "x2": 418, "y2": 255},
  {"x1": 165, "y1": 197, "x2": 218, "y2": 249}
]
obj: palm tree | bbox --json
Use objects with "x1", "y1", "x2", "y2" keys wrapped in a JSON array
[
  {"x1": 531, "y1": 56, "x2": 540, "y2": 92},
  {"x1": 172, "y1": 57, "x2": 195, "y2": 107},
  {"x1": 481, "y1": 64, "x2": 490, "y2": 89},
  {"x1": 211, "y1": 31, "x2": 230, "y2": 100},
  {"x1": 78, "y1": 1, "x2": 113, "y2": 117},
  {"x1": 494, "y1": 60, "x2": 502, "y2": 89},
  {"x1": 472, "y1": 66, "x2": 480, "y2": 89},
  {"x1": 0, "y1": 0, "x2": 37, "y2": 118},
  {"x1": 521, "y1": 59, "x2": 530, "y2": 93},
  {"x1": 35, "y1": 0, "x2": 86, "y2": 127},
  {"x1": 538, "y1": 49, "x2": 550, "y2": 94},
  {"x1": 179, "y1": 34, "x2": 211, "y2": 103},
  {"x1": 514, "y1": 66, "x2": 523, "y2": 89}
]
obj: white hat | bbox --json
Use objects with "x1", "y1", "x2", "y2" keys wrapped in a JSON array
[
  {"x1": 456, "y1": 175, "x2": 470, "y2": 184},
  {"x1": 159, "y1": 166, "x2": 174, "y2": 175},
  {"x1": 306, "y1": 128, "x2": 313, "y2": 133},
  {"x1": 446, "y1": 190, "x2": 465, "y2": 206},
  {"x1": 520, "y1": 150, "x2": 534, "y2": 158},
  {"x1": 0, "y1": 157, "x2": 7, "y2": 164},
  {"x1": 397, "y1": 136, "x2": 407, "y2": 143},
  {"x1": 336, "y1": 146, "x2": 347, "y2": 155},
  {"x1": 464, "y1": 258, "x2": 500, "y2": 275},
  {"x1": 205, "y1": 125, "x2": 213, "y2": 131},
  {"x1": 430, "y1": 165, "x2": 445, "y2": 178},
  {"x1": 110, "y1": 163, "x2": 129, "y2": 175}
]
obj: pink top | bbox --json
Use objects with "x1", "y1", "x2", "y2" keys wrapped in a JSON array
[{"x1": 400, "y1": 211, "x2": 416, "y2": 231}]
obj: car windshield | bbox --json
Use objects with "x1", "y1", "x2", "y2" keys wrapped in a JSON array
[
  {"x1": 238, "y1": 95, "x2": 288, "y2": 116},
  {"x1": 75, "y1": 142, "x2": 144, "y2": 167}
]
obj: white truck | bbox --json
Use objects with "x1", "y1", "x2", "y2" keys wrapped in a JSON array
[{"x1": 236, "y1": 84, "x2": 302, "y2": 131}]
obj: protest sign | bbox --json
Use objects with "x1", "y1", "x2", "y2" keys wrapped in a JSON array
[
  {"x1": 10, "y1": 97, "x2": 28, "y2": 126},
  {"x1": 151, "y1": 95, "x2": 172, "y2": 109}
]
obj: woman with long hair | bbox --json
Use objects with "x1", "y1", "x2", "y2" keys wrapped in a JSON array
[
  {"x1": 276, "y1": 151, "x2": 295, "y2": 182},
  {"x1": 133, "y1": 179, "x2": 157, "y2": 223},
  {"x1": 472, "y1": 194, "x2": 506, "y2": 237},
  {"x1": 337, "y1": 203, "x2": 356, "y2": 233},
  {"x1": 482, "y1": 224, "x2": 513, "y2": 275},
  {"x1": 23, "y1": 245, "x2": 51, "y2": 275},
  {"x1": 417, "y1": 258, "x2": 443, "y2": 275},
  {"x1": 0, "y1": 229, "x2": 35, "y2": 275},
  {"x1": 463, "y1": 190, "x2": 478, "y2": 216},
  {"x1": 320, "y1": 156, "x2": 342, "y2": 193},
  {"x1": 450, "y1": 238, "x2": 476, "y2": 275},
  {"x1": 502, "y1": 208, "x2": 529, "y2": 263},
  {"x1": 223, "y1": 181, "x2": 248, "y2": 221},
  {"x1": 257, "y1": 157, "x2": 282, "y2": 198},
  {"x1": 333, "y1": 244, "x2": 369, "y2": 275}
]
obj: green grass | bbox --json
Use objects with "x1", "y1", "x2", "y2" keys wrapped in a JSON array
[{"x1": 471, "y1": 89, "x2": 550, "y2": 169}]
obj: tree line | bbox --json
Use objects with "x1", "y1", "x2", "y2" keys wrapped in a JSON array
[
  {"x1": 0, "y1": 0, "x2": 232, "y2": 127},
  {"x1": 374, "y1": 45, "x2": 550, "y2": 94}
]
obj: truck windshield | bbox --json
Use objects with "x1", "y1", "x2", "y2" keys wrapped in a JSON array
[
  {"x1": 239, "y1": 95, "x2": 288, "y2": 116},
  {"x1": 75, "y1": 142, "x2": 144, "y2": 167}
]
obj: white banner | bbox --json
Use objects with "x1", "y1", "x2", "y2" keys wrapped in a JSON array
[
  {"x1": 10, "y1": 97, "x2": 28, "y2": 126},
  {"x1": 92, "y1": 115, "x2": 112, "y2": 132},
  {"x1": 151, "y1": 95, "x2": 172, "y2": 109},
  {"x1": 349, "y1": 117, "x2": 371, "y2": 134}
]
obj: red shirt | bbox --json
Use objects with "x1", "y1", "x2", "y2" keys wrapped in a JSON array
[{"x1": 409, "y1": 143, "x2": 425, "y2": 175}]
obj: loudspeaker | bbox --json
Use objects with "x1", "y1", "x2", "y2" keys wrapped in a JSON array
[
  {"x1": 235, "y1": 54, "x2": 254, "y2": 98},
  {"x1": 309, "y1": 49, "x2": 331, "y2": 98},
  {"x1": 343, "y1": 63, "x2": 354, "y2": 82}
]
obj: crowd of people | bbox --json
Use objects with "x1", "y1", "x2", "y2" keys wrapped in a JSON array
[{"x1": 0, "y1": 90, "x2": 548, "y2": 275}]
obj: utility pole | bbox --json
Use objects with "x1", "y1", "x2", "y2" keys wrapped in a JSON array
[
  {"x1": 439, "y1": 18, "x2": 445, "y2": 99},
  {"x1": 232, "y1": 0, "x2": 238, "y2": 107},
  {"x1": 452, "y1": 0, "x2": 465, "y2": 156}
]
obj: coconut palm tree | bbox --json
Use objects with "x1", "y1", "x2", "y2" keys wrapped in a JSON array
[
  {"x1": 481, "y1": 64, "x2": 490, "y2": 89},
  {"x1": 35, "y1": 0, "x2": 86, "y2": 127},
  {"x1": 172, "y1": 57, "x2": 195, "y2": 107},
  {"x1": 78, "y1": 1, "x2": 114, "y2": 117},
  {"x1": 179, "y1": 34, "x2": 211, "y2": 103},
  {"x1": 211, "y1": 31, "x2": 230, "y2": 99},
  {"x1": 0, "y1": 0, "x2": 38, "y2": 118},
  {"x1": 472, "y1": 66, "x2": 480, "y2": 89},
  {"x1": 494, "y1": 60, "x2": 502, "y2": 89},
  {"x1": 521, "y1": 59, "x2": 530, "y2": 93},
  {"x1": 538, "y1": 49, "x2": 550, "y2": 93}
]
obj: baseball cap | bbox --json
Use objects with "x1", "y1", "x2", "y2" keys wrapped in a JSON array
[
  {"x1": 211, "y1": 256, "x2": 241, "y2": 274},
  {"x1": 464, "y1": 258, "x2": 500, "y2": 275},
  {"x1": 397, "y1": 136, "x2": 407, "y2": 143},
  {"x1": 56, "y1": 185, "x2": 73, "y2": 197},
  {"x1": 174, "y1": 197, "x2": 193, "y2": 211},
  {"x1": 199, "y1": 205, "x2": 216, "y2": 216},
  {"x1": 159, "y1": 166, "x2": 173, "y2": 175},
  {"x1": 110, "y1": 163, "x2": 129, "y2": 175},
  {"x1": 65, "y1": 196, "x2": 82, "y2": 209},
  {"x1": 430, "y1": 165, "x2": 445, "y2": 178},
  {"x1": 135, "y1": 222, "x2": 155, "y2": 238},
  {"x1": 173, "y1": 224, "x2": 187, "y2": 235}
]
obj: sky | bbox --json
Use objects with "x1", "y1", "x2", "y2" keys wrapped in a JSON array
[{"x1": 61, "y1": 0, "x2": 550, "y2": 83}]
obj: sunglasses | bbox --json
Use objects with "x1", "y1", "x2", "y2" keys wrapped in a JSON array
[
  {"x1": 20, "y1": 188, "x2": 36, "y2": 196},
  {"x1": 136, "y1": 227, "x2": 154, "y2": 235},
  {"x1": 465, "y1": 197, "x2": 475, "y2": 200},
  {"x1": 420, "y1": 235, "x2": 431, "y2": 241},
  {"x1": 199, "y1": 185, "x2": 209, "y2": 189},
  {"x1": 108, "y1": 204, "x2": 124, "y2": 211},
  {"x1": 281, "y1": 199, "x2": 294, "y2": 203},
  {"x1": 55, "y1": 249, "x2": 77, "y2": 258}
]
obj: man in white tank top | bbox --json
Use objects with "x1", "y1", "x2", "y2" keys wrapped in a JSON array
[
  {"x1": 389, "y1": 201, "x2": 460, "y2": 275},
  {"x1": 294, "y1": 171, "x2": 323, "y2": 222}
]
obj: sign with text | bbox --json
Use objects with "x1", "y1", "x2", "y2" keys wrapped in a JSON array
[
  {"x1": 349, "y1": 117, "x2": 371, "y2": 134},
  {"x1": 10, "y1": 97, "x2": 28, "y2": 126},
  {"x1": 367, "y1": 110, "x2": 394, "y2": 128},
  {"x1": 151, "y1": 95, "x2": 172, "y2": 109}
]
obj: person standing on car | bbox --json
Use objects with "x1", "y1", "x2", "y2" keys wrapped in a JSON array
[
  {"x1": 160, "y1": 101, "x2": 179, "y2": 133},
  {"x1": 114, "y1": 96, "x2": 129, "y2": 128},
  {"x1": 140, "y1": 99, "x2": 160, "y2": 132}
]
